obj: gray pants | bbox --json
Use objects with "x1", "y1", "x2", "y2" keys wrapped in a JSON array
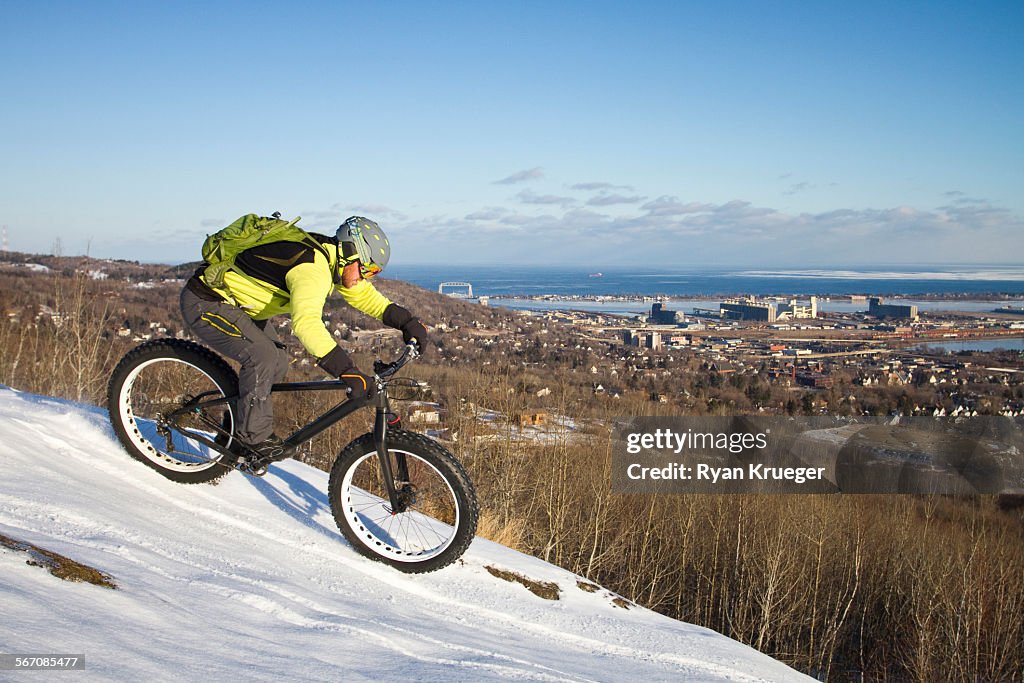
[{"x1": 180, "y1": 287, "x2": 290, "y2": 444}]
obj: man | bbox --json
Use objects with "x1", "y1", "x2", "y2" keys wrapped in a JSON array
[{"x1": 179, "y1": 215, "x2": 427, "y2": 463}]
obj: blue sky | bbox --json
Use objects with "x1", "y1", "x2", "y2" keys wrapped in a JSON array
[{"x1": 2, "y1": 1, "x2": 1022, "y2": 267}]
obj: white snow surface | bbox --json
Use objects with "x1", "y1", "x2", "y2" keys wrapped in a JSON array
[{"x1": 0, "y1": 386, "x2": 810, "y2": 682}]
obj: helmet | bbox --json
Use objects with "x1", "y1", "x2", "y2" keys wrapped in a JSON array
[{"x1": 335, "y1": 216, "x2": 390, "y2": 278}]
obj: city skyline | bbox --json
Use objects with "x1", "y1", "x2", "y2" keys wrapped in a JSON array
[{"x1": 2, "y1": 2, "x2": 1022, "y2": 266}]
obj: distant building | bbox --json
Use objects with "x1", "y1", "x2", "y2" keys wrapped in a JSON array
[
  {"x1": 720, "y1": 296, "x2": 818, "y2": 322},
  {"x1": 649, "y1": 302, "x2": 685, "y2": 325},
  {"x1": 721, "y1": 297, "x2": 776, "y2": 322},
  {"x1": 993, "y1": 305, "x2": 1024, "y2": 316},
  {"x1": 621, "y1": 329, "x2": 663, "y2": 349},
  {"x1": 868, "y1": 297, "x2": 919, "y2": 320},
  {"x1": 796, "y1": 372, "x2": 834, "y2": 388},
  {"x1": 777, "y1": 296, "x2": 817, "y2": 319}
]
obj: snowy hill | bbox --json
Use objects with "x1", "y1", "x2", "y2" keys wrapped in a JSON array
[{"x1": 0, "y1": 386, "x2": 810, "y2": 682}]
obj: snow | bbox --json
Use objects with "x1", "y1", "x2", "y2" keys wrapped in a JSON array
[
  {"x1": 2, "y1": 262, "x2": 51, "y2": 273},
  {"x1": 0, "y1": 386, "x2": 810, "y2": 682}
]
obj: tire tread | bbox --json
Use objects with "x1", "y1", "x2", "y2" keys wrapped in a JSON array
[
  {"x1": 107, "y1": 338, "x2": 239, "y2": 484},
  {"x1": 328, "y1": 429, "x2": 478, "y2": 573}
]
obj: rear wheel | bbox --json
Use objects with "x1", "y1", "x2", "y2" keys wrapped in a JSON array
[
  {"x1": 329, "y1": 430, "x2": 478, "y2": 573},
  {"x1": 107, "y1": 339, "x2": 240, "y2": 484}
]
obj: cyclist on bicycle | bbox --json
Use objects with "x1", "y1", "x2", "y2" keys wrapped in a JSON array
[{"x1": 179, "y1": 216, "x2": 427, "y2": 463}]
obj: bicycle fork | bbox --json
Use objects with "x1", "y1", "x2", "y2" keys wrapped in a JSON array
[{"x1": 372, "y1": 393, "x2": 410, "y2": 514}]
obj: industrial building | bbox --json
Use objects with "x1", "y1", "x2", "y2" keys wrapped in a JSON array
[
  {"x1": 621, "y1": 329, "x2": 664, "y2": 350},
  {"x1": 649, "y1": 302, "x2": 685, "y2": 325},
  {"x1": 719, "y1": 296, "x2": 818, "y2": 322},
  {"x1": 721, "y1": 297, "x2": 777, "y2": 322},
  {"x1": 778, "y1": 297, "x2": 818, "y2": 319},
  {"x1": 868, "y1": 297, "x2": 919, "y2": 320}
]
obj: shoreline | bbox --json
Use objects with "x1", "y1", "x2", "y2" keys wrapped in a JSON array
[{"x1": 488, "y1": 293, "x2": 1024, "y2": 303}]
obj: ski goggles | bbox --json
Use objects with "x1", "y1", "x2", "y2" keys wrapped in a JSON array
[{"x1": 360, "y1": 261, "x2": 382, "y2": 279}]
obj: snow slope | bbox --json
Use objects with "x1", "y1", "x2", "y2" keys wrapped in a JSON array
[{"x1": 0, "y1": 386, "x2": 811, "y2": 682}]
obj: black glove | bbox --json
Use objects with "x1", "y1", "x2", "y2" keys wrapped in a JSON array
[
  {"x1": 400, "y1": 318, "x2": 427, "y2": 350},
  {"x1": 383, "y1": 304, "x2": 428, "y2": 352},
  {"x1": 317, "y1": 346, "x2": 376, "y2": 400},
  {"x1": 339, "y1": 367, "x2": 376, "y2": 401}
]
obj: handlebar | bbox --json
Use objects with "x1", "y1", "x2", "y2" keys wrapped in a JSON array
[{"x1": 373, "y1": 343, "x2": 420, "y2": 380}]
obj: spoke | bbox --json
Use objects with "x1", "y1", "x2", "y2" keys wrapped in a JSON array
[
  {"x1": 338, "y1": 449, "x2": 461, "y2": 562},
  {"x1": 400, "y1": 515, "x2": 413, "y2": 550},
  {"x1": 407, "y1": 513, "x2": 433, "y2": 551},
  {"x1": 122, "y1": 356, "x2": 234, "y2": 473}
]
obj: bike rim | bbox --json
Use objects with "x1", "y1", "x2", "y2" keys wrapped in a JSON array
[
  {"x1": 339, "y1": 450, "x2": 461, "y2": 563},
  {"x1": 117, "y1": 357, "x2": 236, "y2": 472}
]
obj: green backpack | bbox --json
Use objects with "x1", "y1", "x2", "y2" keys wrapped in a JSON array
[{"x1": 201, "y1": 213, "x2": 328, "y2": 289}]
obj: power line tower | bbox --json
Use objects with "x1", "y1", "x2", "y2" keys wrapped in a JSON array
[{"x1": 1, "y1": 225, "x2": 8, "y2": 255}]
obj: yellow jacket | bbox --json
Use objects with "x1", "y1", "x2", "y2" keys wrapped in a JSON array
[{"x1": 202, "y1": 242, "x2": 392, "y2": 359}]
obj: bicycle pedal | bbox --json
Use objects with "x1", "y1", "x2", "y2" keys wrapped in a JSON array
[{"x1": 238, "y1": 459, "x2": 270, "y2": 477}]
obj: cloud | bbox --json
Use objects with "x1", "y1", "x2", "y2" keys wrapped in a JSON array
[
  {"x1": 783, "y1": 182, "x2": 813, "y2": 196},
  {"x1": 640, "y1": 196, "x2": 714, "y2": 217},
  {"x1": 498, "y1": 211, "x2": 542, "y2": 226},
  {"x1": 465, "y1": 207, "x2": 509, "y2": 221},
  {"x1": 515, "y1": 190, "x2": 577, "y2": 208},
  {"x1": 345, "y1": 204, "x2": 407, "y2": 220},
  {"x1": 803, "y1": 207, "x2": 934, "y2": 240},
  {"x1": 586, "y1": 193, "x2": 646, "y2": 207},
  {"x1": 943, "y1": 194, "x2": 989, "y2": 206},
  {"x1": 937, "y1": 199, "x2": 1016, "y2": 229},
  {"x1": 494, "y1": 167, "x2": 544, "y2": 184},
  {"x1": 297, "y1": 209, "x2": 343, "y2": 224},
  {"x1": 253, "y1": 205, "x2": 409, "y2": 233},
  {"x1": 457, "y1": 199, "x2": 1020, "y2": 248},
  {"x1": 570, "y1": 181, "x2": 634, "y2": 192},
  {"x1": 387, "y1": 181, "x2": 1024, "y2": 266}
]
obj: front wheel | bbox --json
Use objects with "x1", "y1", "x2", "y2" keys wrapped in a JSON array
[
  {"x1": 328, "y1": 430, "x2": 478, "y2": 573},
  {"x1": 107, "y1": 339, "x2": 240, "y2": 484}
]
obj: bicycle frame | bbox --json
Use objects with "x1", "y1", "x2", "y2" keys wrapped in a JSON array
[
  {"x1": 270, "y1": 379, "x2": 376, "y2": 446},
  {"x1": 278, "y1": 382, "x2": 409, "y2": 513},
  {"x1": 165, "y1": 345, "x2": 418, "y2": 512}
]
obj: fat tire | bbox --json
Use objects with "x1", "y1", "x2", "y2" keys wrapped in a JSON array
[
  {"x1": 107, "y1": 338, "x2": 240, "y2": 484},
  {"x1": 328, "y1": 430, "x2": 479, "y2": 573}
]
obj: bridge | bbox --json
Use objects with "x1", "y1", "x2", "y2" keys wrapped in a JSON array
[{"x1": 438, "y1": 281, "x2": 473, "y2": 298}]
